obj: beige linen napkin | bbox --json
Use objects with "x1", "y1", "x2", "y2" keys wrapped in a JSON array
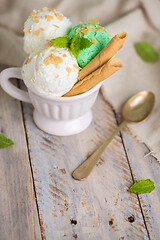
[
  {"x1": 101, "y1": 0, "x2": 160, "y2": 161},
  {"x1": 0, "y1": 27, "x2": 26, "y2": 67},
  {"x1": 0, "y1": 0, "x2": 140, "y2": 34}
]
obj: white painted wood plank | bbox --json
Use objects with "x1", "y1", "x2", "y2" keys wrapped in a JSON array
[
  {"x1": 0, "y1": 66, "x2": 42, "y2": 240},
  {"x1": 121, "y1": 130, "x2": 160, "y2": 240},
  {"x1": 22, "y1": 91, "x2": 149, "y2": 240}
]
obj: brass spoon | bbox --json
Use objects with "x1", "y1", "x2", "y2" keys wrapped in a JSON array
[{"x1": 72, "y1": 90, "x2": 155, "y2": 181}]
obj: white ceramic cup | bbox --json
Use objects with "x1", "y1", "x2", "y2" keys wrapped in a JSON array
[{"x1": 0, "y1": 67, "x2": 103, "y2": 136}]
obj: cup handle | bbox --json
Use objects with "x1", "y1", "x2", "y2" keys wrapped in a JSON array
[{"x1": 0, "y1": 67, "x2": 31, "y2": 103}]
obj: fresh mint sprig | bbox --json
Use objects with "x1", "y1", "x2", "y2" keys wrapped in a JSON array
[
  {"x1": 128, "y1": 179, "x2": 155, "y2": 194},
  {"x1": 0, "y1": 134, "x2": 14, "y2": 148},
  {"x1": 51, "y1": 33, "x2": 93, "y2": 58}
]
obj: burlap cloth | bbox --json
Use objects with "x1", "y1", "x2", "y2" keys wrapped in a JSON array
[{"x1": 0, "y1": 0, "x2": 160, "y2": 160}]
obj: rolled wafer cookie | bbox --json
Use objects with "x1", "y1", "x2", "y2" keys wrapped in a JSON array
[
  {"x1": 63, "y1": 58, "x2": 123, "y2": 97},
  {"x1": 78, "y1": 32, "x2": 127, "y2": 81}
]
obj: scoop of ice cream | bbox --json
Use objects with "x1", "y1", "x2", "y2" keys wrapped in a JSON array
[
  {"x1": 22, "y1": 46, "x2": 79, "y2": 97},
  {"x1": 67, "y1": 23, "x2": 112, "y2": 68},
  {"x1": 23, "y1": 7, "x2": 72, "y2": 54}
]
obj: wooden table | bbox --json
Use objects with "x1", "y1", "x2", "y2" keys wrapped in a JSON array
[{"x1": 0, "y1": 65, "x2": 160, "y2": 240}]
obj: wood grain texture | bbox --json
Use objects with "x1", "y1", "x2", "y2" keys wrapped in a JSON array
[
  {"x1": 0, "y1": 66, "x2": 41, "y2": 240},
  {"x1": 22, "y1": 91, "x2": 150, "y2": 240},
  {"x1": 121, "y1": 130, "x2": 160, "y2": 240}
]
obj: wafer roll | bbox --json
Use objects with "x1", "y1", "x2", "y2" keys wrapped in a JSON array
[
  {"x1": 78, "y1": 32, "x2": 127, "y2": 81},
  {"x1": 64, "y1": 58, "x2": 123, "y2": 97}
]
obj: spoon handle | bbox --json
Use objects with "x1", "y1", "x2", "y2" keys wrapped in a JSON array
[{"x1": 72, "y1": 120, "x2": 127, "y2": 180}]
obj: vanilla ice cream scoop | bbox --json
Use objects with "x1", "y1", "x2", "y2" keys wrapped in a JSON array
[
  {"x1": 22, "y1": 46, "x2": 79, "y2": 97},
  {"x1": 23, "y1": 7, "x2": 72, "y2": 54}
]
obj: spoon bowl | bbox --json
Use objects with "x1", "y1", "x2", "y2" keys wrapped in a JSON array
[{"x1": 122, "y1": 91, "x2": 155, "y2": 123}]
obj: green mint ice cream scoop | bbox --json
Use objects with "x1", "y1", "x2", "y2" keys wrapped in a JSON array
[{"x1": 67, "y1": 23, "x2": 112, "y2": 68}]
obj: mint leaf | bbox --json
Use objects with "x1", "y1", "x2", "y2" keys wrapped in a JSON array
[
  {"x1": 135, "y1": 41, "x2": 158, "y2": 63},
  {"x1": 70, "y1": 34, "x2": 81, "y2": 58},
  {"x1": 71, "y1": 33, "x2": 81, "y2": 43},
  {"x1": 79, "y1": 37, "x2": 93, "y2": 50},
  {"x1": 128, "y1": 179, "x2": 155, "y2": 194},
  {"x1": 0, "y1": 134, "x2": 14, "y2": 148},
  {"x1": 70, "y1": 45, "x2": 79, "y2": 58},
  {"x1": 50, "y1": 37, "x2": 71, "y2": 48},
  {"x1": 70, "y1": 33, "x2": 93, "y2": 58}
]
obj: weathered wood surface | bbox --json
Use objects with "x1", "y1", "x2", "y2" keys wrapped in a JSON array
[
  {"x1": 22, "y1": 91, "x2": 156, "y2": 240},
  {"x1": 0, "y1": 66, "x2": 41, "y2": 240},
  {"x1": 121, "y1": 130, "x2": 160, "y2": 240},
  {"x1": 1, "y1": 71, "x2": 160, "y2": 239}
]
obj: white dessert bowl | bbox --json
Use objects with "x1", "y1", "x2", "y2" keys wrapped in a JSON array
[{"x1": 0, "y1": 67, "x2": 103, "y2": 136}]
